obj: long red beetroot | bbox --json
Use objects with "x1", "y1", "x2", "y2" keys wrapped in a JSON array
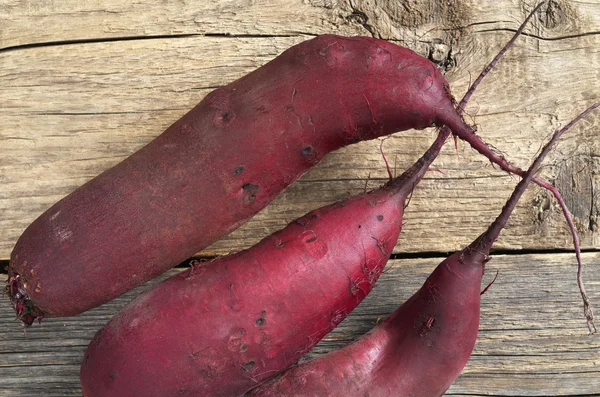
[
  {"x1": 247, "y1": 102, "x2": 599, "y2": 397},
  {"x1": 7, "y1": 29, "x2": 559, "y2": 326},
  {"x1": 78, "y1": 126, "x2": 449, "y2": 396}
]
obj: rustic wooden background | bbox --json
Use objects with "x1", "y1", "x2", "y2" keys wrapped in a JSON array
[{"x1": 1, "y1": 0, "x2": 599, "y2": 395}]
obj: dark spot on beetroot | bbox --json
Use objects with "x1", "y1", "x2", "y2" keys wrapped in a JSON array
[
  {"x1": 234, "y1": 166, "x2": 245, "y2": 175},
  {"x1": 301, "y1": 146, "x2": 314, "y2": 156},
  {"x1": 110, "y1": 372, "x2": 116, "y2": 380},
  {"x1": 242, "y1": 361, "x2": 256, "y2": 372},
  {"x1": 285, "y1": 105, "x2": 294, "y2": 112},
  {"x1": 240, "y1": 344, "x2": 247, "y2": 352},
  {"x1": 222, "y1": 111, "x2": 233, "y2": 121},
  {"x1": 255, "y1": 105, "x2": 268, "y2": 114},
  {"x1": 179, "y1": 387, "x2": 186, "y2": 393},
  {"x1": 256, "y1": 310, "x2": 267, "y2": 327},
  {"x1": 294, "y1": 218, "x2": 309, "y2": 226},
  {"x1": 377, "y1": 215, "x2": 384, "y2": 221},
  {"x1": 358, "y1": 225, "x2": 362, "y2": 229},
  {"x1": 242, "y1": 183, "x2": 259, "y2": 200},
  {"x1": 305, "y1": 236, "x2": 317, "y2": 243}
]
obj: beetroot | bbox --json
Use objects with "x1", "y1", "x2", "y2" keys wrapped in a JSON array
[
  {"x1": 78, "y1": 128, "x2": 452, "y2": 396},
  {"x1": 248, "y1": 102, "x2": 600, "y2": 397},
  {"x1": 7, "y1": 32, "x2": 559, "y2": 326}
]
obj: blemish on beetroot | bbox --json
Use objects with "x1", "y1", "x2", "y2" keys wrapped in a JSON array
[
  {"x1": 358, "y1": 225, "x2": 362, "y2": 229},
  {"x1": 377, "y1": 215, "x2": 384, "y2": 221},
  {"x1": 222, "y1": 111, "x2": 233, "y2": 121},
  {"x1": 350, "y1": 282, "x2": 360, "y2": 296},
  {"x1": 185, "y1": 259, "x2": 208, "y2": 279},
  {"x1": 349, "y1": 279, "x2": 367, "y2": 299},
  {"x1": 201, "y1": 365, "x2": 218, "y2": 379},
  {"x1": 179, "y1": 387, "x2": 186, "y2": 393},
  {"x1": 424, "y1": 279, "x2": 440, "y2": 304},
  {"x1": 242, "y1": 183, "x2": 259, "y2": 200},
  {"x1": 368, "y1": 268, "x2": 378, "y2": 284},
  {"x1": 330, "y1": 310, "x2": 347, "y2": 327},
  {"x1": 418, "y1": 315, "x2": 437, "y2": 337},
  {"x1": 301, "y1": 146, "x2": 314, "y2": 157},
  {"x1": 373, "y1": 237, "x2": 389, "y2": 256},
  {"x1": 426, "y1": 316, "x2": 435, "y2": 329},
  {"x1": 228, "y1": 328, "x2": 246, "y2": 352},
  {"x1": 110, "y1": 372, "x2": 116, "y2": 380},
  {"x1": 7, "y1": 272, "x2": 45, "y2": 327},
  {"x1": 361, "y1": 262, "x2": 369, "y2": 276},
  {"x1": 255, "y1": 105, "x2": 268, "y2": 114},
  {"x1": 242, "y1": 361, "x2": 256, "y2": 372},
  {"x1": 256, "y1": 310, "x2": 267, "y2": 327},
  {"x1": 234, "y1": 166, "x2": 245, "y2": 175},
  {"x1": 294, "y1": 218, "x2": 309, "y2": 226},
  {"x1": 285, "y1": 105, "x2": 294, "y2": 112},
  {"x1": 305, "y1": 236, "x2": 317, "y2": 243}
]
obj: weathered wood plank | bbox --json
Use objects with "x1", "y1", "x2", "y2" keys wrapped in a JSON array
[
  {"x1": 2, "y1": 0, "x2": 600, "y2": 49},
  {"x1": 1, "y1": 27, "x2": 599, "y2": 258},
  {"x1": 0, "y1": 253, "x2": 598, "y2": 395}
]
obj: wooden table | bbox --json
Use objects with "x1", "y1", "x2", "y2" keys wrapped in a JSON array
[{"x1": 1, "y1": 0, "x2": 599, "y2": 395}]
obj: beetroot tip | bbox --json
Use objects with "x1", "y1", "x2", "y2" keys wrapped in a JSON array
[{"x1": 5, "y1": 272, "x2": 45, "y2": 327}]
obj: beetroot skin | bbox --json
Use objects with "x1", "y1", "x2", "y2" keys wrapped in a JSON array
[
  {"x1": 248, "y1": 251, "x2": 482, "y2": 397},
  {"x1": 8, "y1": 34, "x2": 473, "y2": 324}
]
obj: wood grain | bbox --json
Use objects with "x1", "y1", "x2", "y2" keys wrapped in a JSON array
[
  {"x1": 2, "y1": 1, "x2": 600, "y2": 258},
  {"x1": 1, "y1": 253, "x2": 598, "y2": 396}
]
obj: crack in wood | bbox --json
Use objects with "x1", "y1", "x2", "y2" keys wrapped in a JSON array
[
  {"x1": 0, "y1": 33, "x2": 302, "y2": 54},
  {"x1": 474, "y1": 28, "x2": 600, "y2": 41}
]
